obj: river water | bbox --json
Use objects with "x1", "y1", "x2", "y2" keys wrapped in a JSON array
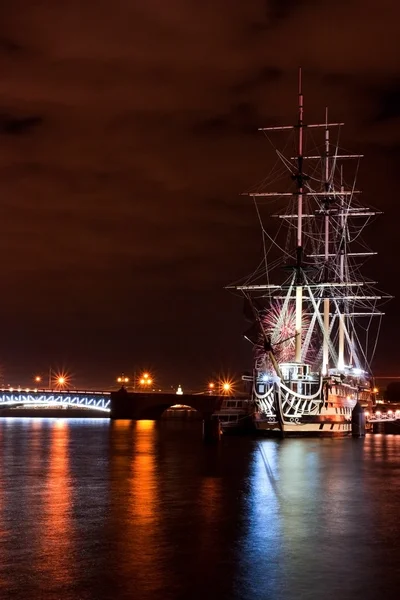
[{"x1": 0, "y1": 418, "x2": 399, "y2": 599}]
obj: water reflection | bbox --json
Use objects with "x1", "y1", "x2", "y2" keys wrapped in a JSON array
[
  {"x1": 39, "y1": 421, "x2": 75, "y2": 589},
  {"x1": 0, "y1": 420, "x2": 399, "y2": 600},
  {"x1": 110, "y1": 420, "x2": 168, "y2": 599}
]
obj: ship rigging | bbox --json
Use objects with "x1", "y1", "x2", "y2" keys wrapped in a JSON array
[{"x1": 227, "y1": 69, "x2": 392, "y2": 435}]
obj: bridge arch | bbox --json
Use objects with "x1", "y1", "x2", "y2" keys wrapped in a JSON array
[
  {"x1": 110, "y1": 390, "x2": 224, "y2": 420},
  {"x1": 139, "y1": 402, "x2": 201, "y2": 420}
]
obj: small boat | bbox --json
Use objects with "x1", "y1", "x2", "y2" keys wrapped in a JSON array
[{"x1": 213, "y1": 397, "x2": 253, "y2": 434}]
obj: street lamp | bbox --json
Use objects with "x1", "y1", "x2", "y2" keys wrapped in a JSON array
[
  {"x1": 34, "y1": 376, "x2": 41, "y2": 383},
  {"x1": 221, "y1": 380, "x2": 233, "y2": 395},
  {"x1": 139, "y1": 372, "x2": 153, "y2": 387},
  {"x1": 55, "y1": 374, "x2": 68, "y2": 389},
  {"x1": 208, "y1": 382, "x2": 215, "y2": 395},
  {"x1": 117, "y1": 375, "x2": 129, "y2": 384}
]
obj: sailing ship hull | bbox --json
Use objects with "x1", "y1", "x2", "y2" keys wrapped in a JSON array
[
  {"x1": 252, "y1": 368, "x2": 361, "y2": 436},
  {"x1": 254, "y1": 410, "x2": 353, "y2": 436}
]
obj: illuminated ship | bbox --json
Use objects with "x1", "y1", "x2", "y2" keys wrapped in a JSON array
[{"x1": 228, "y1": 70, "x2": 391, "y2": 436}]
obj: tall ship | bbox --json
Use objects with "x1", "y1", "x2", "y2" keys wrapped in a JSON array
[{"x1": 229, "y1": 70, "x2": 391, "y2": 436}]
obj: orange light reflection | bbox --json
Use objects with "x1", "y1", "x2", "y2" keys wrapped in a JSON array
[{"x1": 41, "y1": 421, "x2": 75, "y2": 585}]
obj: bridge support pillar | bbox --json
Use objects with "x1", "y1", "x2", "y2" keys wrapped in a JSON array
[
  {"x1": 203, "y1": 414, "x2": 221, "y2": 443},
  {"x1": 352, "y1": 402, "x2": 365, "y2": 437}
]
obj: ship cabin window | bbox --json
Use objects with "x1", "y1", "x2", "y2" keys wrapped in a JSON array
[
  {"x1": 221, "y1": 415, "x2": 238, "y2": 422},
  {"x1": 290, "y1": 381, "x2": 314, "y2": 395}
]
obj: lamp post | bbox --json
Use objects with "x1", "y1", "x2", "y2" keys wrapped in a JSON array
[
  {"x1": 139, "y1": 372, "x2": 153, "y2": 388},
  {"x1": 222, "y1": 382, "x2": 232, "y2": 395},
  {"x1": 117, "y1": 374, "x2": 129, "y2": 387}
]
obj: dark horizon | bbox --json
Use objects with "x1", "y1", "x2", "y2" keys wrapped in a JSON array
[{"x1": 0, "y1": 1, "x2": 399, "y2": 389}]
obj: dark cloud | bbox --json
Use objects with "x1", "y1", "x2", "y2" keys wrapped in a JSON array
[
  {"x1": 0, "y1": 0, "x2": 398, "y2": 387},
  {"x1": 0, "y1": 114, "x2": 42, "y2": 135}
]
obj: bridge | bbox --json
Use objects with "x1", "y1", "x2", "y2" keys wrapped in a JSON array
[
  {"x1": 0, "y1": 388, "x2": 225, "y2": 420},
  {"x1": 110, "y1": 388, "x2": 224, "y2": 420},
  {"x1": 0, "y1": 389, "x2": 111, "y2": 412}
]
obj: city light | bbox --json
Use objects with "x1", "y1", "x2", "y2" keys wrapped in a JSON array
[
  {"x1": 139, "y1": 372, "x2": 153, "y2": 387},
  {"x1": 221, "y1": 381, "x2": 233, "y2": 395},
  {"x1": 117, "y1": 375, "x2": 129, "y2": 384},
  {"x1": 373, "y1": 387, "x2": 379, "y2": 393},
  {"x1": 34, "y1": 376, "x2": 41, "y2": 383},
  {"x1": 54, "y1": 372, "x2": 69, "y2": 389}
]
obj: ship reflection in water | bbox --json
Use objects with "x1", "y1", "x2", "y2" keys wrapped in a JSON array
[{"x1": 0, "y1": 419, "x2": 399, "y2": 600}]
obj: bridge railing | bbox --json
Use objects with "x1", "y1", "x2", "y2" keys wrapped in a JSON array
[{"x1": 0, "y1": 391, "x2": 110, "y2": 412}]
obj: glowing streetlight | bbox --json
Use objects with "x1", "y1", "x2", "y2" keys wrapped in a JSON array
[
  {"x1": 373, "y1": 387, "x2": 379, "y2": 394},
  {"x1": 223, "y1": 382, "x2": 231, "y2": 392},
  {"x1": 58, "y1": 376, "x2": 65, "y2": 385},
  {"x1": 117, "y1": 375, "x2": 129, "y2": 384},
  {"x1": 139, "y1": 372, "x2": 153, "y2": 387},
  {"x1": 34, "y1": 376, "x2": 41, "y2": 383}
]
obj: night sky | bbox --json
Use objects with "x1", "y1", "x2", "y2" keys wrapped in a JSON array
[{"x1": 0, "y1": 1, "x2": 399, "y2": 390}]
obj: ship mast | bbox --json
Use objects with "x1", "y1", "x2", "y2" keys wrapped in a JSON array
[
  {"x1": 338, "y1": 166, "x2": 345, "y2": 370},
  {"x1": 295, "y1": 68, "x2": 304, "y2": 363},
  {"x1": 322, "y1": 108, "x2": 330, "y2": 375},
  {"x1": 231, "y1": 69, "x2": 391, "y2": 375}
]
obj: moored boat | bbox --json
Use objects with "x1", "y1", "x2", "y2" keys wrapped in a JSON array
[{"x1": 213, "y1": 397, "x2": 253, "y2": 434}]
